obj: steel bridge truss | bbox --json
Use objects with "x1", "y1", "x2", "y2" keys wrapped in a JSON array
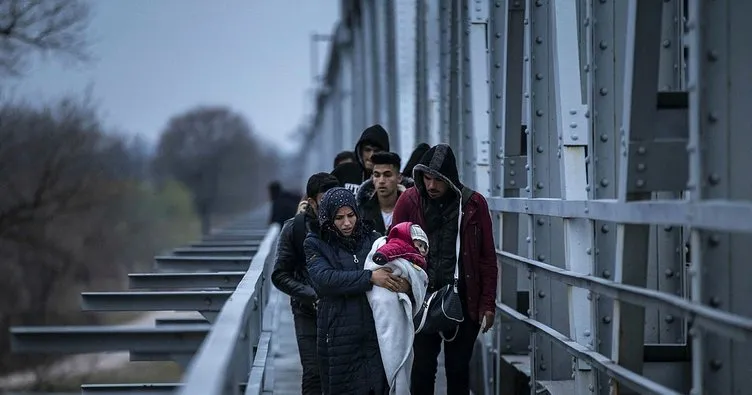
[{"x1": 304, "y1": 0, "x2": 752, "y2": 394}]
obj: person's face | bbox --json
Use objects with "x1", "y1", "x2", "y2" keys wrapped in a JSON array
[
  {"x1": 334, "y1": 206, "x2": 357, "y2": 236},
  {"x1": 372, "y1": 164, "x2": 401, "y2": 199},
  {"x1": 360, "y1": 144, "x2": 380, "y2": 170},
  {"x1": 413, "y1": 240, "x2": 428, "y2": 256},
  {"x1": 423, "y1": 173, "x2": 448, "y2": 199}
]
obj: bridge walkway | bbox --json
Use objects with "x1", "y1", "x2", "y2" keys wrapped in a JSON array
[{"x1": 268, "y1": 290, "x2": 449, "y2": 394}]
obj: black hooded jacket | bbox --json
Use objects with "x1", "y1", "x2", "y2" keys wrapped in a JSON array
[
  {"x1": 411, "y1": 144, "x2": 468, "y2": 291},
  {"x1": 354, "y1": 124, "x2": 390, "y2": 182},
  {"x1": 271, "y1": 206, "x2": 321, "y2": 316}
]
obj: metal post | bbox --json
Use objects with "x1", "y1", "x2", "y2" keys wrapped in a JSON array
[
  {"x1": 549, "y1": 1, "x2": 595, "y2": 392},
  {"x1": 415, "y1": 0, "x2": 429, "y2": 146},
  {"x1": 383, "y1": 0, "x2": 400, "y2": 153}
]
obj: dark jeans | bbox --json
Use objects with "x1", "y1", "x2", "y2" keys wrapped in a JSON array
[
  {"x1": 293, "y1": 312, "x2": 321, "y2": 395},
  {"x1": 410, "y1": 317, "x2": 481, "y2": 395}
]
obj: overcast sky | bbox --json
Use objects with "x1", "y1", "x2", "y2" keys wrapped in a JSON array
[{"x1": 5, "y1": 0, "x2": 340, "y2": 154}]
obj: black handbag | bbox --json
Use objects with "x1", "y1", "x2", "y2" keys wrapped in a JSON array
[{"x1": 413, "y1": 262, "x2": 464, "y2": 342}]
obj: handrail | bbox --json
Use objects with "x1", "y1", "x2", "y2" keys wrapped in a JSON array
[
  {"x1": 497, "y1": 250, "x2": 752, "y2": 341},
  {"x1": 178, "y1": 224, "x2": 280, "y2": 395}
]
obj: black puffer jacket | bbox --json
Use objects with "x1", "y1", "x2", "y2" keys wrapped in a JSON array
[
  {"x1": 271, "y1": 209, "x2": 319, "y2": 316},
  {"x1": 304, "y1": 187, "x2": 387, "y2": 395}
]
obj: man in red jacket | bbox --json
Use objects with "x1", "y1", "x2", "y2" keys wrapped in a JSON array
[{"x1": 391, "y1": 143, "x2": 497, "y2": 395}]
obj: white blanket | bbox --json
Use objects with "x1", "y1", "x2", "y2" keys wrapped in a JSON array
[{"x1": 365, "y1": 237, "x2": 429, "y2": 395}]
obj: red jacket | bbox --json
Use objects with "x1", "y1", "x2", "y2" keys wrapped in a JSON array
[{"x1": 391, "y1": 186, "x2": 497, "y2": 322}]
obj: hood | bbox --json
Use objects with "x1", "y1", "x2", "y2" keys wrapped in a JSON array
[
  {"x1": 402, "y1": 143, "x2": 431, "y2": 178},
  {"x1": 354, "y1": 124, "x2": 390, "y2": 171},
  {"x1": 318, "y1": 187, "x2": 358, "y2": 227},
  {"x1": 412, "y1": 143, "x2": 463, "y2": 197},
  {"x1": 387, "y1": 221, "x2": 414, "y2": 245}
]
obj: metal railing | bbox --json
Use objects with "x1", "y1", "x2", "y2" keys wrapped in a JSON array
[
  {"x1": 7, "y1": 212, "x2": 278, "y2": 395},
  {"x1": 178, "y1": 224, "x2": 279, "y2": 395}
]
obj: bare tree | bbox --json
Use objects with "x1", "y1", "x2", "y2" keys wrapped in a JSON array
[
  {"x1": 0, "y1": 0, "x2": 90, "y2": 76},
  {"x1": 154, "y1": 106, "x2": 276, "y2": 235}
]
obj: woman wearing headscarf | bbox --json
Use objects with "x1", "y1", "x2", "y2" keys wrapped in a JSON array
[{"x1": 304, "y1": 187, "x2": 409, "y2": 394}]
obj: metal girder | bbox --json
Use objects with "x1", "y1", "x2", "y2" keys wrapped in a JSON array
[
  {"x1": 155, "y1": 318, "x2": 209, "y2": 325},
  {"x1": 496, "y1": 304, "x2": 681, "y2": 395},
  {"x1": 190, "y1": 241, "x2": 260, "y2": 248},
  {"x1": 201, "y1": 233, "x2": 265, "y2": 242},
  {"x1": 155, "y1": 255, "x2": 251, "y2": 272},
  {"x1": 246, "y1": 331, "x2": 272, "y2": 395},
  {"x1": 129, "y1": 272, "x2": 245, "y2": 290},
  {"x1": 497, "y1": 251, "x2": 752, "y2": 341},
  {"x1": 172, "y1": 246, "x2": 257, "y2": 256},
  {"x1": 487, "y1": 197, "x2": 752, "y2": 233},
  {"x1": 178, "y1": 225, "x2": 280, "y2": 395},
  {"x1": 81, "y1": 291, "x2": 232, "y2": 312},
  {"x1": 82, "y1": 383, "x2": 179, "y2": 394},
  {"x1": 10, "y1": 324, "x2": 209, "y2": 354},
  {"x1": 130, "y1": 351, "x2": 193, "y2": 362},
  {"x1": 80, "y1": 383, "x2": 249, "y2": 394}
]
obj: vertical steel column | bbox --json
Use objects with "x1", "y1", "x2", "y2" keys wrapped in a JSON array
[
  {"x1": 352, "y1": 7, "x2": 367, "y2": 137},
  {"x1": 610, "y1": 1, "x2": 663, "y2": 394},
  {"x1": 415, "y1": 0, "x2": 430, "y2": 146},
  {"x1": 360, "y1": 1, "x2": 374, "y2": 127},
  {"x1": 438, "y1": 0, "x2": 452, "y2": 143},
  {"x1": 468, "y1": 0, "x2": 489, "y2": 195},
  {"x1": 367, "y1": 0, "x2": 382, "y2": 125},
  {"x1": 652, "y1": 0, "x2": 685, "y2": 346},
  {"x1": 489, "y1": 1, "x2": 528, "y2": 394},
  {"x1": 549, "y1": 1, "x2": 595, "y2": 392},
  {"x1": 586, "y1": 0, "x2": 618, "y2": 391},
  {"x1": 448, "y1": 0, "x2": 464, "y2": 153},
  {"x1": 338, "y1": 29, "x2": 355, "y2": 151},
  {"x1": 383, "y1": 0, "x2": 400, "y2": 153},
  {"x1": 460, "y1": 0, "x2": 476, "y2": 187},
  {"x1": 688, "y1": 0, "x2": 752, "y2": 393},
  {"x1": 526, "y1": 0, "x2": 570, "y2": 385}
]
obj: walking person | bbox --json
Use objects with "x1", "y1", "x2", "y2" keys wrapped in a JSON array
[
  {"x1": 304, "y1": 187, "x2": 408, "y2": 394},
  {"x1": 271, "y1": 172, "x2": 340, "y2": 394},
  {"x1": 391, "y1": 144, "x2": 498, "y2": 395}
]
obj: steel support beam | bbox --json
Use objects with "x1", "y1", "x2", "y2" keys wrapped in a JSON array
[
  {"x1": 190, "y1": 241, "x2": 260, "y2": 248},
  {"x1": 81, "y1": 291, "x2": 232, "y2": 312},
  {"x1": 129, "y1": 272, "x2": 245, "y2": 290},
  {"x1": 10, "y1": 324, "x2": 209, "y2": 354},
  {"x1": 155, "y1": 256, "x2": 251, "y2": 272},
  {"x1": 172, "y1": 247, "x2": 256, "y2": 257}
]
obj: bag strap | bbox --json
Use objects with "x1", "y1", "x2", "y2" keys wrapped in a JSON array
[{"x1": 452, "y1": 188, "x2": 474, "y2": 292}]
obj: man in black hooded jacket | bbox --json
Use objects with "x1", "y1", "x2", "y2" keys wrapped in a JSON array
[
  {"x1": 271, "y1": 172, "x2": 339, "y2": 395},
  {"x1": 354, "y1": 124, "x2": 415, "y2": 208}
]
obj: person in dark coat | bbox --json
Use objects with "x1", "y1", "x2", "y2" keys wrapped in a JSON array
[
  {"x1": 268, "y1": 181, "x2": 301, "y2": 226},
  {"x1": 391, "y1": 143, "x2": 498, "y2": 395},
  {"x1": 271, "y1": 172, "x2": 340, "y2": 395},
  {"x1": 304, "y1": 187, "x2": 409, "y2": 395},
  {"x1": 331, "y1": 161, "x2": 364, "y2": 196},
  {"x1": 402, "y1": 143, "x2": 431, "y2": 178},
  {"x1": 354, "y1": 124, "x2": 391, "y2": 182}
]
